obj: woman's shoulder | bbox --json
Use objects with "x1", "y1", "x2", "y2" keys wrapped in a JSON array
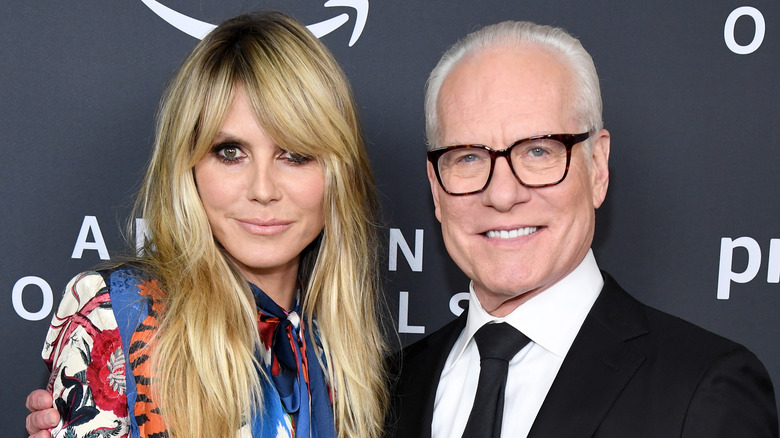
[
  {"x1": 43, "y1": 265, "x2": 157, "y2": 358},
  {"x1": 49, "y1": 264, "x2": 153, "y2": 314},
  {"x1": 46, "y1": 271, "x2": 115, "y2": 341}
]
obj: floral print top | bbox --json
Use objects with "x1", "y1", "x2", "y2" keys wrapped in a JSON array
[{"x1": 42, "y1": 268, "x2": 335, "y2": 438}]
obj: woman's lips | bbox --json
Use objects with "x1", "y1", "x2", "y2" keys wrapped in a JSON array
[{"x1": 236, "y1": 218, "x2": 292, "y2": 236}]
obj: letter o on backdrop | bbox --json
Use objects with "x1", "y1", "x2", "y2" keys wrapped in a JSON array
[
  {"x1": 12, "y1": 276, "x2": 53, "y2": 321},
  {"x1": 725, "y1": 6, "x2": 765, "y2": 55}
]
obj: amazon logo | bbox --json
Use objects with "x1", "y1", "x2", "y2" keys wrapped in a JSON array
[{"x1": 141, "y1": 0, "x2": 369, "y2": 46}]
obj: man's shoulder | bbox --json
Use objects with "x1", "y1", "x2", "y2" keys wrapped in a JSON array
[
  {"x1": 599, "y1": 271, "x2": 758, "y2": 367},
  {"x1": 539, "y1": 272, "x2": 777, "y2": 436},
  {"x1": 638, "y1": 296, "x2": 757, "y2": 368},
  {"x1": 401, "y1": 312, "x2": 467, "y2": 361}
]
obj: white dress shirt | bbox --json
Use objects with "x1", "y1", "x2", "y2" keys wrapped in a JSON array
[{"x1": 431, "y1": 250, "x2": 604, "y2": 438}]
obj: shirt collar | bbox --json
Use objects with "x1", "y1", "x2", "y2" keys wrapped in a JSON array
[{"x1": 450, "y1": 249, "x2": 603, "y2": 365}]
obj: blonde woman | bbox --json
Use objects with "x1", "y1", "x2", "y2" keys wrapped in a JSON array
[{"x1": 26, "y1": 11, "x2": 387, "y2": 438}]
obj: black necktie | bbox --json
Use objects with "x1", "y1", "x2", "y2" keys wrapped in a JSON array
[{"x1": 462, "y1": 322, "x2": 531, "y2": 438}]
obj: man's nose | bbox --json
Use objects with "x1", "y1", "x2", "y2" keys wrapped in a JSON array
[{"x1": 481, "y1": 156, "x2": 531, "y2": 211}]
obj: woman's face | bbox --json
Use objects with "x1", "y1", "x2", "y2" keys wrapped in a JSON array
[{"x1": 194, "y1": 86, "x2": 326, "y2": 296}]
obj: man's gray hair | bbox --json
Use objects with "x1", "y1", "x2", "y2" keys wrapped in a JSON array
[{"x1": 425, "y1": 21, "x2": 603, "y2": 151}]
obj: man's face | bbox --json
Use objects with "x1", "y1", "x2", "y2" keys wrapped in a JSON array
[{"x1": 429, "y1": 45, "x2": 610, "y2": 316}]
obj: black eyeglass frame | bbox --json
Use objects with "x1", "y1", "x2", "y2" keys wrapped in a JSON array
[{"x1": 427, "y1": 131, "x2": 592, "y2": 196}]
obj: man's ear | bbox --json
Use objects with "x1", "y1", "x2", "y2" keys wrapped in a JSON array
[
  {"x1": 427, "y1": 161, "x2": 443, "y2": 222},
  {"x1": 590, "y1": 129, "x2": 610, "y2": 208}
]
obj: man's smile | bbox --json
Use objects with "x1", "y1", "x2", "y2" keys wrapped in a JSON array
[{"x1": 484, "y1": 226, "x2": 539, "y2": 239}]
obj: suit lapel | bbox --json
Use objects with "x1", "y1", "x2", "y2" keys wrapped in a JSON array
[
  {"x1": 528, "y1": 273, "x2": 649, "y2": 437},
  {"x1": 391, "y1": 311, "x2": 468, "y2": 438}
]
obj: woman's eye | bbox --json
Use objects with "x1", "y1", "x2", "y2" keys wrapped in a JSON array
[
  {"x1": 213, "y1": 144, "x2": 245, "y2": 163},
  {"x1": 280, "y1": 150, "x2": 313, "y2": 164}
]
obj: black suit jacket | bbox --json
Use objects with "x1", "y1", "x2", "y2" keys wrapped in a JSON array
[{"x1": 388, "y1": 273, "x2": 778, "y2": 437}]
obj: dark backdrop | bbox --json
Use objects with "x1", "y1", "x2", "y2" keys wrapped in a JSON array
[{"x1": 2, "y1": 1, "x2": 778, "y2": 434}]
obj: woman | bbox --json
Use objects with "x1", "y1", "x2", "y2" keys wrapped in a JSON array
[{"x1": 29, "y1": 10, "x2": 387, "y2": 438}]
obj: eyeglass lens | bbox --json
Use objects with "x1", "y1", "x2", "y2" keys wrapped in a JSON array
[{"x1": 437, "y1": 137, "x2": 569, "y2": 194}]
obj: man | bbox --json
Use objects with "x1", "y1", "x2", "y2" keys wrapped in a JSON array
[{"x1": 388, "y1": 20, "x2": 778, "y2": 437}]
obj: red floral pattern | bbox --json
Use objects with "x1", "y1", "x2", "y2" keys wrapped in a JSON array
[{"x1": 86, "y1": 327, "x2": 128, "y2": 417}]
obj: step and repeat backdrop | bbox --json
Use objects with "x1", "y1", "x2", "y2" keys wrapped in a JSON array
[{"x1": 2, "y1": 1, "x2": 778, "y2": 432}]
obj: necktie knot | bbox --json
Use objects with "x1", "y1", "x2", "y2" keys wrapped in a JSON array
[{"x1": 473, "y1": 322, "x2": 530, "y2": 362}]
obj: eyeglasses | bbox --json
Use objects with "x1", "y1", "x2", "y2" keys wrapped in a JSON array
[{"x1": 427, "y1": 132, "x2": 591, "y2": 196}]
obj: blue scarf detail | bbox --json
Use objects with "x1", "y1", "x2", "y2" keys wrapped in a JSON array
[{"x1": 249, "y1": 282, "x2": 336, "y2": 438}]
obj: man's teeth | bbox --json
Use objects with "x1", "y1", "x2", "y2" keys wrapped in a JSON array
[{"x1": 486, "y1": 227, "x2": 538, "y2": 239}]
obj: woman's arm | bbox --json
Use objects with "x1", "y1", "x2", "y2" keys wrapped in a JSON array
[{"x1": 43, "y1": 272, "x2": 130, "y2": 437}]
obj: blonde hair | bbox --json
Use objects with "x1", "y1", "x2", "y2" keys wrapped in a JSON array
[{"x1": 135, "y1": 11, "x2": 387, "y2": 437}]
